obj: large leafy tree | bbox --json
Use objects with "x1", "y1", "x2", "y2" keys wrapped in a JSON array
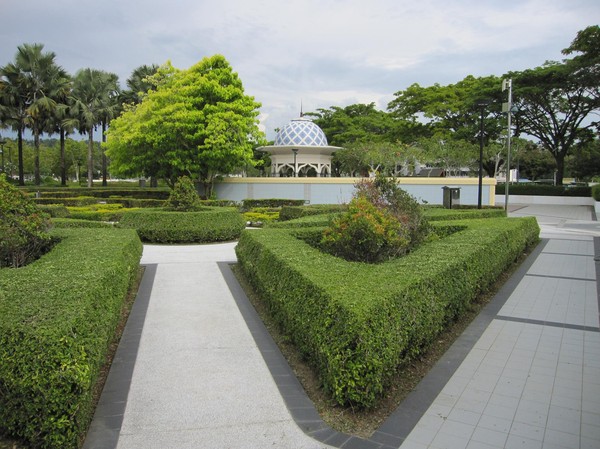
[
  {"x1": 388, "y1": 75, "x2": 507, "y2": 177},
  {"x1": 105, "y1": 55, "x2": 264, "y2": 196},
  {"x1": 509, "y1": 25, "x2": 600, "y2": 185},
  {"x1": 306, "y1": 103, "x2": 399, "y2": 146},
  {"x1": 69, "y1": 68, "x2": 120, "y2": 187}
]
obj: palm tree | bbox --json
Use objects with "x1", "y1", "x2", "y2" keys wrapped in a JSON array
[
  {"x1": 3, "y1": 44, "x2": 71, "y2": 185},
  {"x1": 121, "y1": 64, "x2": 159, "y2": 105},
  {"x1": 51, "y1": 85, "x2": 76, "y2": 186},
  {"x1": 0, "y1": 58, "x2": 29, "y2": 185},
  {"x1": 70, "y1": 68, "x2": 120, "y2": 187}
]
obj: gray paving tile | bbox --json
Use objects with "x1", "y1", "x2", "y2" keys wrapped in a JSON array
[
  {"x1": 543, "y1": 428, "x2": 580, "y2": 449},
  {"x1": 470, "y1": 426, "x2": 508, "y2": 447}
]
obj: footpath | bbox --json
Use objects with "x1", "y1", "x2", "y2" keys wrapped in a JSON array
[{"x1": 84, "y1": 204, "x2": 600, "y2": 449}]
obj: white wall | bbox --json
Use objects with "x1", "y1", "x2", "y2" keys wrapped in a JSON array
[{"x1": 212, "y1": 177, "x2": 497, "y2": 206}]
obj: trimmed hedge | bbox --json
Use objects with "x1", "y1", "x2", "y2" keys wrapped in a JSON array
[
  {"x1": 235, "y1": 216, "x2": 539, "y2": 408},
  {"x1": 34, "y1": 197, "x2": 166, "y2": 208},
  {"x1": 51, "y1": 218, "x2": 115, "y2": 228},
  {"x1": 0, "y1": 228, "x2": 142, "y2": 448},
  {"x1": 37, "y1": 204, "x2": 70, "y2": 218},
  {"x1": 118, "y1": 207, "x2": 245, "y2": 243},
  {"x1": 593, "y1": 184, "x2": 600, "y2": 201},
  {"x1": 496, "y1": 183, "x2": 591, "y2": 197},
  {"x1": 241, "y1": 198, "x2": 305, "y2": 210},
  {"x1": 23, "y1": 187, "x2": 171, "y2": 199},
  {"x1": 423, "y1": 207, "x2": 506, "y2": 221},
  {"x1": 279, "y1": 204, "x2": 348, "y2": 221}
]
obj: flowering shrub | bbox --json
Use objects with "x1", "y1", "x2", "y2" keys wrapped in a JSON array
[
  {"x1": 0, "y1": 174, "x2": 53, "y2": 268},
  {"x1": 321, "y1": 196, "x2": 410, "y2": 263},
  {"x1": 354, "y1": 176, "x2": 429, "y2": 248},
  {"x1": 320, "y1": 176, "x2": 428, "y2": 263}
]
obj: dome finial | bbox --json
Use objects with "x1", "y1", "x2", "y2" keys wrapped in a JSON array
[{"x1": 300, "y1": 99, "x2": 303, "y2": 118}]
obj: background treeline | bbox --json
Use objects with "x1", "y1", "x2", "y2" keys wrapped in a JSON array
[{"x1": 1, "y1": 26, "x2": 599, "y2": 187}]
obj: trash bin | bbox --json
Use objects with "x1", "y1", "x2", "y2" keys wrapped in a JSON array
[
  {"x1": 442, "y1": 186, "x2": 461, "y2": 209},
  {"x1": 139, "y1": 178, "x2": 146, "y2": 188}
]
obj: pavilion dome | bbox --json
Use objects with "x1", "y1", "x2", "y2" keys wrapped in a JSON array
[{"x1": 274, "y1": 117, "x2": 329, "y2": 147}]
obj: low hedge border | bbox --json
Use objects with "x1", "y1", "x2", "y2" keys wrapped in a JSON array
[
  {"x1": 51, "y1": 218, "x2": 116, "y2": 228},
  {"x1": 23, "y1": 187, "x2": 171, "y2": 200},
  {"x1": 118, "y1": 207, "x2": 246, "y2": 243},
  {"x1": 495, "y1": 183, "x2": 591, "y2": 197},
  {"x1": 0, "y1": 228, "x2": 142, "y2": 448},
  {"x1": 268, "y1": 207, "x2": 506, "y2": 229},
  {"x1": 34, "y1": 197, "x2": 166, "y2": 208},
  {"x1": 423, "y1": 207, "x2": 506, "y2": 221},
  {"x1": 279, "y1": 204, "x2": 348, "y2": 221},
  {"x1": 241, "y1": 198, "x2": 305, "y2": 211},
  {"x1": 593, "y1": 184, "x2": 600, "y2": 201},
  {"x1": 235, "y1": 216, "x2": 539, "y2": 408}
]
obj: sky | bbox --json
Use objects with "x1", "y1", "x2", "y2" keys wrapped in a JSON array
[{"x1": 1, "y1": 0, "x2": 599, "y2": 141}]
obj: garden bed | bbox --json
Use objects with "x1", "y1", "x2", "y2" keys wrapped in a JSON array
[
  {"x1": 0, "y1": 228, "x2": 142, "y2": 449},
  {"x1": 235, "y1": 215, "x2": 539, "y2": 408}
]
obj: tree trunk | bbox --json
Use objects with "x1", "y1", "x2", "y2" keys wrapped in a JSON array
[
  {"x1": 60, "y1": 129, "x2": 66, "y2": 186},
  {"x1": 87, "y1": 129, "x2": 94, "y2": 188},
  {"x1": 34, "y1": 128, "x2": 41, "y2": 186},
  {"x1": 17, "y1": 128, "x2": 24, "y2": 186},
  {"x1": 555, "y1": 154, "x2": 565, "y2": 186},
  {"x1": 101, "y1": 121, "x2": 107, "y2": 186}
]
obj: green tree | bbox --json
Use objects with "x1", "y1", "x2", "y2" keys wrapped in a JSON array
[
  {"x1": 106, "y1": 55, "x2": 264, "y2": 196},
  {"x1": 69, "y1": 68, "x2": 120, "y2": 187},
  {"x1": 0, "y1": 44, "x2": 70, "y2": 185},
  {"x1": 120, "y1": 64, "x2": 160, "y2": 105},
  {"x1": 567, "y1": 137, "x2": 600, "y2": 181},
  {"x1": 509, "y1": 26, "x2": 600, "y2": 185},
  {"x1": 515, "y1": 141, "x2": 556, "y2": 181},
  {"x1": 0, "y1": 60, "x2": 28, "y2": 185},
  {"x1": 388, "y1": 75, "x2": 505, "y2": 143}
]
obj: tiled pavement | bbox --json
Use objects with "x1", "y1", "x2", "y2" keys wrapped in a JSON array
[{"x1": 84, "y1": 204, "x2": 600, "y2": 449}]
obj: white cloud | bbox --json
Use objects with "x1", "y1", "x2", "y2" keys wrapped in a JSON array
[{"x1": 2, "y1": 0, "x2": 599, "y2": 140}]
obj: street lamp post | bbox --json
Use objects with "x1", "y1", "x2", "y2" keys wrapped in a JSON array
[
  {"x1": 476, "y1": 100, "x2": 490, "y2": 209},
  {"x1": 292, "y1": 148, "x2": 298, "y2": 177}
]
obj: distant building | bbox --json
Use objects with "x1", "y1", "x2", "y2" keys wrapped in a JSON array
[{"x1": 258, "y1": 117, "x2": 341, "y2": 177}]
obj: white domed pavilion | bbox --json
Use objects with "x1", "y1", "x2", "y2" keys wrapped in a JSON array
[{"x1": 258, "y1": 117, "x2": 341, "y2": 177}]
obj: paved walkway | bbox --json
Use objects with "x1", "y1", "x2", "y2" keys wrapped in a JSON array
[{"x1": 84, "y1": 205, "x2": 600, "y2": 449}]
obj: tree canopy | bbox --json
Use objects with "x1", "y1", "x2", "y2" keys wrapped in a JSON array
[
  {"x1": 105, "y1": 55, "x2": 264, "y2": 194},
  {"x1": 509, "y1": 25, "x2": 600, "y2": 184}
]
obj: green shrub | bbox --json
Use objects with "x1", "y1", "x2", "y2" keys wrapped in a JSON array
[
  {"x1": 241, "y1": 198, "x2": 305, "y2": 211},
  {"x1": 166, "y1": 176, "x2": 200, "y2": 211},
  {"x1": 355, "y1": 176, "x2": 429, "y2": 246},
  {"x1": 0, "y1": 228, "x2": 142, "y2": 448},
  {"x1": 266, "y1": 213, "x2": 341, "y2": 229},
  {"x1": 33, "y1": 196, "x2": 99, "y2": 206},
  {"x1": 118, "y1": 207, "x2": 245, "y2": 243},
  {"x1": 37, "y1": 204, "x2": 70, "y2": 218},
  {"x1": 593, "y1": 184, "x2": 600, "y2": 201},
  {"x1": 235, "y1": 216, "x2": 539, "y2": 408},
  {"x1": 243, "y1": 207, "x2": 280, "y2": 225},
  {"x1": 0, "y1": 174, "x2": 54, "y2": 268},
  {"x1": 496, "y1": 183, "x2": 591, "y2": 197},
  {"x1": 321, "y1": 196, "x2": 410, "y2": 263},
  {"x1": 65, "y1": 203, "x2": 136, "y2": 222},
  {"x1": 423, "y1": 206, "x2": 506, "y2": 221},
  {"x1": 279, "y1": 204, "x2": 347, "y2": 221},
  {"x1": 51, "y1": 218, "x2": 115, "y2": 228},
  {"x1": 23, "y1": 187, "x2": 171, "y2": 200}
]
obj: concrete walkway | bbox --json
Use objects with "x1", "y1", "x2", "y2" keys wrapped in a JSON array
[{"x1": 84, "y1": 205, "x2": 600, "y2": 449}]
